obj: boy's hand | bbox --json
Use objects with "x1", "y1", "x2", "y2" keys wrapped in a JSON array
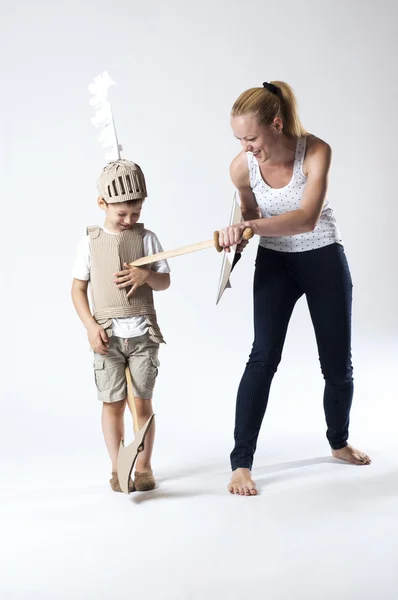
[
  {"x1": 114, "y1": 263, "x2": 150, "y2": 298},
  {"x1": 87, "y1": 323, "x2": 109, "y2": 354}
]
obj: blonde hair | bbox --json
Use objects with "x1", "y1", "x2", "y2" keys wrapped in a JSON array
[{"x1": 231, "y1": 81, "x2": 307, "y2": 138}]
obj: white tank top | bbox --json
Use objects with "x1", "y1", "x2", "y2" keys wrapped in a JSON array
[{"x1": 247, "y1": 137, "x2": 342, "y2": 252}]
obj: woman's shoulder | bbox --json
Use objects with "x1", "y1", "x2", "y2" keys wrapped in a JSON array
[
  {"x1": 230, "y1": 151, "x2": 250, "y2": 189},
  {"x1": 303, "y1": 135, "x2": 332, "y2": 177},
  {"x1": 305, "y1": 134, "x2": 331, "y2": 158}
]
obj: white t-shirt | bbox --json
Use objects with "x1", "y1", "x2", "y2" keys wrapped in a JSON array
[{"x1": 72, "y1": 226, "x2": 170, "y2": 338}]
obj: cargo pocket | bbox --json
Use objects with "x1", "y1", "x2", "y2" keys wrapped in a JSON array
[
  {"x1": 93, "y1": 360, "x2": 110, "y2": 391},
  {"x1": 150, "y1": 356, "x2": 160, "y2": 377}
]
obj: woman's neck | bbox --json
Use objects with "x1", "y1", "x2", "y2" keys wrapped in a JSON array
[{"x1": 265, "y1": 135, "x2": 298, "y2": 167}]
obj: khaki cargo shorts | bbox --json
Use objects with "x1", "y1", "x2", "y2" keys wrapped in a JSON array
[{"x1": 93, "y1": 333, "x2": 160, "y2": 403}]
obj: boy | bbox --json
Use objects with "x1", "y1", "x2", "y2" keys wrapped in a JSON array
[{"x1": 71, "y1": 159, "x2": 170, "y2": 492}]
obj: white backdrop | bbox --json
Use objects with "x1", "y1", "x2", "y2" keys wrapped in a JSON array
[{"x1": 2, "y1": 1, "x2": 398, "y2": 599}]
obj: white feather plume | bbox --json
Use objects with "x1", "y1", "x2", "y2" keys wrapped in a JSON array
[{"x1": 88, "y1": 72, "x2": 123, "y2": 161}]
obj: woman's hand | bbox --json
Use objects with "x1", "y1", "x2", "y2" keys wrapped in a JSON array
[
  {"x1": 114, "y1": 263, "x2": 150, "y2": 297},
  {"x1": 218, "y1": 223, "x2": 251, "y2": 253},
  {"x1": 87, "y1": 323, "x2": 109, "y2": 354},
  {"x1": 236, "y1": 239, "x2": 249, "y2": 253}
]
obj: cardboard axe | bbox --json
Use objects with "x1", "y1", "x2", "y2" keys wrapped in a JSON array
[{"x1": 117, "y1": 366, "x2": 155, "y2": 494}]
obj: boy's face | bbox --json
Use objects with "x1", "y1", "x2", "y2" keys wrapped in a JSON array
[{"x1": 98, "y1": 198, "x2": 143, "y2": 233}]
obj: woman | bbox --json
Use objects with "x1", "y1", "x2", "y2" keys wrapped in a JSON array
[{"x1": 219, "y1": 81, "x2": 371, "y2": 497}]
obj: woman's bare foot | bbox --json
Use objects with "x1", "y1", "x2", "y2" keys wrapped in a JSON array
[
  {"x1": 332, "y1": 444, "x2": 371, "y2": 465},
  {"x1": 228, "y1": 468, "x2": 258, "y2": 496}
]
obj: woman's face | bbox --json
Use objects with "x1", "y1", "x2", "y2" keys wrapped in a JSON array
[{"x1": 231, "y1": 114, "x2": 281, "y2": 163}]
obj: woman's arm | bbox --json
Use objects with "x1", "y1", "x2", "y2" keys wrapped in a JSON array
[
  {"x1": 229, "y1": 153, "x2": 261, "y2": 252},
  {"x1": 230, "y1": 152, "x2": 262, "y2": 222},
  {"x1": 220, "y1": 138, "x2": 332, "y2": 248}
]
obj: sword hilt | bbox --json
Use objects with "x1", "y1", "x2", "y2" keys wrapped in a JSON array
[{"x1": 213, "y1": 227, "x2": 254, "y2": 252}]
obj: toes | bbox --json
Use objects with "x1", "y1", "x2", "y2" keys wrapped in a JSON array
[
  {"x1": 333, "y1": 446, "x2": 372, "y2": 466},
  {"x1": 228, "y1": 480, "x2": 257, "y2": 495},
  {"x1": 356, "y1": 452, "x2": 371, "y2": 465}
]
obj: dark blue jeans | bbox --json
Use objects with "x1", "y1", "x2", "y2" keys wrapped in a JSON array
[{"x1": 231, "y1": 243, "x2": 353, "y2": 471}]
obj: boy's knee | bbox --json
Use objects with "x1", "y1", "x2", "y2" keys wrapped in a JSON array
[
  {"x1": 103, "y1": 398, "x2": 127, "y2": 414},
  {"x1": 134, "y1": 397, "x2": 154, "y2": 417}
]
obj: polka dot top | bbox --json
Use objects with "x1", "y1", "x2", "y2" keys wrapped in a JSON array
[{"x1": 247, "y1": 136, "x2": 343, "y2": 252}]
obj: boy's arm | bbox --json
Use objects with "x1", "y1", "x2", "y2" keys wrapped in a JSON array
[
  {"x1": 71, "y1": 278, "x2": 96, "y2": 329},
  {"x1": 115, "y1": 266, "x2": 170, "y2": 298},
  {"x1": 145, "y1": 271, "x2": 170, "y2": 292},
  {"x1": 71, "y1": 278, "x2": 109, "y2": 354},
  {"x1": 114, "y1": 229, "x2": 171, "y2": 297}
]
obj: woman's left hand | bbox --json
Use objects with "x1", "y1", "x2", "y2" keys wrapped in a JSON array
[
  {"x1": 114, "y1": 262, "x2": 150, "y2": 297},
  {"x1": 218, "y1": 223, "x2": 250, "y2": 252}
]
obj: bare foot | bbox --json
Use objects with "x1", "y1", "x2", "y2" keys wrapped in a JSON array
[
  {"x1": 332, "y1": 444, "x2": 371, "y2": 465},
  {"x1": 228, "y1": 468, "x2": 258, "y2": 496}
]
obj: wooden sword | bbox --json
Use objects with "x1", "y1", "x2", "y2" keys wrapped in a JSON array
[{"x1": 128, "y1": 228, "x2": 254, "y2": 268}]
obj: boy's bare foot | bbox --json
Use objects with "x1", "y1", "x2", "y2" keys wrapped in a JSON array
[
  {"x1": 332, "y1": 444, "x2": 371, "y2": 465},
  {"x1": 228, "y1": 468, "x2": 258, "y2": 496}
]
